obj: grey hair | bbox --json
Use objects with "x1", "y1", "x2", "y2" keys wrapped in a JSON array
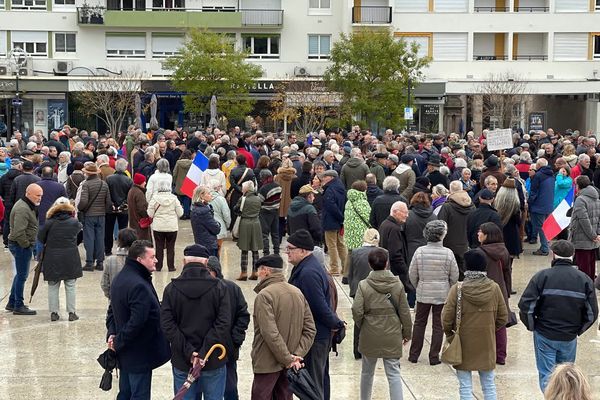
[
  {"x1": 423, "y1": 220, "x2": 448, "y2": 243},
  {"x1": 227, "y1": 150, "x2": 237, "y2": 160},
  {"x1": 390, "y1": 201, "x2": 407, "y2": 215},
  {"x1": 156, "y1": 158, "x2": 170, "y2": 173},
  {"x1": 365, "y1": 173, "x2": 377, "y2": 185},
  {"x1": 484, "y1": 175, "x2": 498, "y2": 185},
  {"x1": 115, "y1": 158, "x2": 128, "y2": 172},
  {"x1": 192, "y1": 185, "x2": 210, "y2": 203},
  {"x1": 432, "y1": 184, "x2": 449, "y2": 197},
  {"x1": 536, "y1": 158, "x2": 548, "y2": 167},
  {"x1": 242, "y1": 180, "x2": 255, "y2": 193},
  {"x1": 96, "y1": 154, "x2": 109, "y2": 164},
  {"x1": 350, "y1": 147, "x2": 362, "y2": 158},
  {"x1": 454, "y1": 158, "x2": 467, "y2": 168},
  {"x1": 382, "y1": 176, "x2": 400, "y2": 192},
  {"x1": 578, "y1": 153, "x2": 590, "y2": 162},
  {"x1": 440, "y1": 166, "x2": 450, "y2": 176},
  {"x1": 520, "y1": 151, "x2": 532, "y2": 162},
  {"x1": 59, "y1": 151, "x2": 71, "y2": 160},
  {"x1": 449, "y1": 180, "x2": 463, "y2": 194},
  {"x1": 259, "y1": 169, "x2": 273, "y2": 180}
]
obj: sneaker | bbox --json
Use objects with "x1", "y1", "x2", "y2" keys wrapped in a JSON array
[
  {"x1": 13, "y1": 306, "x2": 36, "y2": 315},
  {"x1": 82, "y1": 263, "x2": 94, "y2": 272},
  {"x1": 50, "y1": 312, "x2": 60, "y2": 322},
  {"x1": 533, "y1": 249, "x2": 549, "y2": 256},
  {"x1": 69, "y1": 312, "x2": 79, "y2": 322},
  {"x1": 5, "y1": 303, "x2": 14, "y2": 312}
]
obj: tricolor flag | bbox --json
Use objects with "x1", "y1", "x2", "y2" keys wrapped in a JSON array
[
  {"x1": 541, "y1": 187, "x2": 575, "y2": 241},
  {"x1": 180, "y1": 152, "x2": 209, "y2": 198}
]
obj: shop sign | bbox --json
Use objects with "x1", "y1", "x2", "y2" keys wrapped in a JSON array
[
  {"x1": 528, "y1": 112, "x2": 545, "y2": 131},
  {"x1": 0, "y1": 81, "x2": 17, "y2": 91}
]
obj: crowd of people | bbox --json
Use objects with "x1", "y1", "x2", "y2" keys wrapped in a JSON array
[{"x1": 1, "y1": 123, "x2": 600, "y2": 399}]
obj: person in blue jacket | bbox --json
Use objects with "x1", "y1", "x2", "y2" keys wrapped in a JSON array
[
  {"x1": 287, "y1": 229, "x2": 345, "y2": 400},
  {"x1": 320, "y1": 169, "x2": 347, "y2": 276},
  {"x1": 528, "y1": 158, "x2": 556, "y2": 256},
  {"x1": 106, "y1": 240, "x2": 171, "y2": 400}
]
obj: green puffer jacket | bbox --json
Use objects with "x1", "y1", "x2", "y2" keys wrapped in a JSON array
[
  {"x1": 352, "y1": 270, "x2": 413, "y2": 358},
  {"x1": 343, "y1": 189, "x2": 371, "y2": 250}
]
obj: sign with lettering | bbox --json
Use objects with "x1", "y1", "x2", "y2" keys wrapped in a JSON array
[
  {"x1": 528, "y1": 112, "x2": 545, "y2": 131},
  {"x1": 486, "y1": 129, "x2": 514, "y2": 151},
  {"x1": 0, "y1": 81, "x2": 17, "y2": 91}
]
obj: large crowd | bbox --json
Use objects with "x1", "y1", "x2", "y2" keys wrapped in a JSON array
[{"x1": 1, "y1": 124, "x2": 600, "y2": 400}]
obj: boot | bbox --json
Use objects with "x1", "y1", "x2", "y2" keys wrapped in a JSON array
[
  {"x1": 82, "y1": 263, "x2": 94, "y2": 272},
  {"x1": 249, "y1": 271, "x2": 258, "y2": 281},
  {"x1": 95, "y1": 262, "x2": 104, "y2": 271},
  {"x1": 236, "y1": 272, "x2": 248, "y2": 281}
]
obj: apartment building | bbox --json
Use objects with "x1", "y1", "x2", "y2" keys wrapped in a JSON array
[{"x1": 0, "y1": 0, "x2": 599, "y2": 135}]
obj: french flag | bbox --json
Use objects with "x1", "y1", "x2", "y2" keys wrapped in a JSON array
[
  {"x1": 180, "y1": 152, "x2": 209, "y2": 198},
  {"x1": 542, "y1": 187, "x2": 575, "y2": 241}
]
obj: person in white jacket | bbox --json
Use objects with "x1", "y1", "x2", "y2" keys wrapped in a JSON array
[
  {"x1": 147, "y1": 179, "x2": 183, "y2": 271},
  {"x1": 146, "y1": 159, "x2": 173, "y2": 203},
  {"x1": 208, "y1": 182, "x2": 231, "y2": 257},
  {"x1": 200, "y1": 155, "x2": 227, "y2": 197}
]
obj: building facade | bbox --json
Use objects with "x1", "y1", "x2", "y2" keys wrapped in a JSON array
[{"x1": 0, "y1": 0, "x2": 599, "y2": 136}]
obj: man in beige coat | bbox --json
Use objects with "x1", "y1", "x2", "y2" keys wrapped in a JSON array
[{"x1": 251, "y1": 254, "x2": 316, "y2": 400}]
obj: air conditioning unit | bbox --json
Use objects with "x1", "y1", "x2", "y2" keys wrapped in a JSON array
[
  {"x1": 0, "y1": 63, "x2": 9, "y2": 76},
  {"x1": 16, "y1": 57, "x2": 33, "y2": 76},
  {"x1": 55, "y1": 60, "x2": 72, "y2": 75},
  {"x1": 294, "y1": 66, "x2": 308, "y2": 77}
]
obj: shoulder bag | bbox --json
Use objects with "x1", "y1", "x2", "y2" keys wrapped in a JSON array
[
  {"x1": 350, "y1": 200, "x2": 371, "y2": 229},
  {"x1": 226, "y1": 168, "x2": 249, "y2": 204},
  {"x1": 231, "y1": 196, "x2": 246, "y2": 239},
  {"x1": 139, "y1": 204, "x2": 160, "y2": 229},
  {"x1": 441, "y1": 283, "x2": 463, "y2": 366}
]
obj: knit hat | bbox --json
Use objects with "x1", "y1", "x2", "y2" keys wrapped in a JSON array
[
  {"x1": 133, "y1": 173, "x2": 146, "y2": 185},
  {"x1": 464, "y1": 249, "x2": 487, "y2": 272},
  {"x1": 287, "y1": 229, "x2": 315, "y2": 251},
  {"x1": 363, "y1": 228, "x2": 380, "y2": 246},
  {"x1": 183, "y1": 244, "x2": 210, "y2": 258},
  {"x1": 415, "y1": 176, "x2": 430, "y2": 187},
  {"x1": 550, "y1": 240, "x2": 575, "y2": 258},
  {"x1": 256, "y1": 254, "x2": 284, "y2": 269},
  {"x1": 484, "y1": 155, "x2": 499, "y2": 168}
]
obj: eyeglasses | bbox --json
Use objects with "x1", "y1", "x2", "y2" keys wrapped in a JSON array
[{"x1": 285, "y1": 246, "x2": 300, "y2": 253}]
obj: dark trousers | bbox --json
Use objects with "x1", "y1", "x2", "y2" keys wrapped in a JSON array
[
  {"x1": 304, "y1": 338, "x2": 330, "y2": 399},
  {"x1": 153, "y1": 230, "x2": 177, "y2": 271},
  {"x1": 7, "y1": 242, "x2": 32, "y2": 309},
  {"x1": 105, "y1": 212, "x2": 128, "y2": 255},
  {"x1": 496, "y1": 326, "x2": 507, "y2": 364},
  {"x1": 3, "y1": 216, "x2": 10, "y2": 246},
  {"x1": 83, "y1": 215, "x2": 105, "y2": 264},
  {"x1": 454, "y1": 252, "x2": 465, "y2": 281},
  {"x1": 178, "y1": 194, "x2": 191, "y2": 218},
  {"x1": 117, "y1": 370, "x2": 152, "y2": 400},
  {"x1": 409, "y1": 302, "x2": 444, "y2": 363},
  {"x1": 259, "y1": 209, "x2": 280, "y2": 255},
  {"x1": 574, "y1": 249, "x2": 596, "y2": 281},
  {"x1": 278, "y1": 216, "x2": 286, "y2": 244},
  {"x1": 353, "y1": 323, "x2": 361, "y2": 359},
  {"x1": 224, "y1": 359, "x2": 238, "y2": 400},
  {"x1": 251, "y1": 370, "x2": 292, "y2": 400}
]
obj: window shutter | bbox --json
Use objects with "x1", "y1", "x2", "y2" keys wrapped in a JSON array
[
  {"x1": 434, "y1": 0, "x2": 468, "y2": 12},
  {"x1": 152, "y1": 35, "x2": 183, "y2": 53},
  {"x1": 320, "y1": 35, "x2": 330, "y2": 54},
  {"x1": 11, "y1": 31, "x2": 47, "y2": 43},
  {"x1": 555, "y1": 0, "x2": 588, "y2": 11},
  {"x1": 433, "y1": 33, "x2": 468, "y2": 61},
  {"x1": 106, "y1": 35, "x2": 145, "y2": 51},
  {"x1": 395, "y1": 0, "x2": 428, "y2": 12},
  {"x1": 399, "y1": 36, "x2": 429, "y2": 58},
  {"x1": 553, "y1": 33, "x2": 588, "y2": 60},
  {"x1": 308, "y1": 35, "x2": 319, "y2": 54},
  {"x1": 240, "y1": 0, "x2": 279, "y2": 9}
]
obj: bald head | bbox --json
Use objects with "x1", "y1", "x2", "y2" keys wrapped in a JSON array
[
  {"x1": 390, "y1": 201, "x2": 408, "y2": 223},
  {"x1": 26, "y1": 183, "x2": 43, "y2": 206}
]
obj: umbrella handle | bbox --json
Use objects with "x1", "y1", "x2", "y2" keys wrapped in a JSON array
[{"x1": 204, "y1": 344, "x2": 226, "y2": 362}]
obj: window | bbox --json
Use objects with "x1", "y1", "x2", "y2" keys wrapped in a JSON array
[
  {"x1": 107, "y1": 0, "x2": 144, "y2": 10},
  {"x1": 152, "y1": 0, "x2": 184, "y2": 10},
  {"x1": 0, "y1": 31, "x2": 6, "y2": 57},
  {"x1": 54, "y1": 33, "x2": 76, "y2": 53},
  {"x1": 106, "y1": 34, "x2": 146, "y2": 58},
  {"x1": 54, "y1": 0, "x2": 75, "y2": 5},
  {"x1": 151, "y1": 34, "x2": 183, "y2": 58},
  {"x1": 244, "y1": 35, "x2": 279, "y2": 59},
  {"x1": 11, "y1": 0, "x2": 46, "y2": 10},
  {"x1": 395, "y1": 0, "x2": 428, "y2": 12},
  {"x1": 308, "y1": 35, "x2": 330, "y2": 59},
  {"x1": 396, "y1": 34, "x2": 430, "y2": 58},
  {"x1": 309, "y1": 0, "x2": 330, "y2": 8},
  {"x1": 433, "y1": 33, "x2": 468, "y2": 61},
  {"x1": 12, "y1": 31, "x2": 48, "y2": 57},
  {"x1": 597, "y1": 0, "x2": 600, "y2": 10},
  {"x1": 553, "y1": 33, "x2": 588, "y2": 61},
  {"x1": 554, "y1": 0, "x2": 588, "y2": 12},
  {"x1": 0, "y1": 0, "x2": 4, "y2": 8},
  {"x1": 594, "y1": 35, "x2": 600, "y2": 59}
]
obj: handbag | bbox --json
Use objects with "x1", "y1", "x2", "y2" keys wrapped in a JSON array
[
  {"x1": 226, "y1": 168, "x2": 249, "y2": 204},
  {"x1": 231, "y1": 196, "x2": 246, "y2": 239},
  {"x1": 441, "y1": 283, "x2": 463, "y2": 366},
  {"x1": 139, "y1": 205, "x2": 160, "y2": 229}
]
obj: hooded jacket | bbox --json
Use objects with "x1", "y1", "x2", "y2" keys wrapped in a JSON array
[
  {"x1": 529, "y1": 166, "x2": 555, "y2": 215},
  {"x1": 147, "y1": 190, "x2": 184, "y2": 232},
  {"x1": 200, "y1": 168, "x2": 227, "y2": 198},
  {"x1": 343, "y1": 189, "x2": 372, "y2": 250},
  {"x1": 479, "y1": 242, "x2": 511, "y2": 309},
  {"x1": 366, "y1": 184, "x2": 383, "y2": 206},
  {"x1": 190, "y1": 202, "x2": 221, "y2": 251},
  {"x1": 405, "y1": 205, "x2": 436, "y2": 263},
  {"x1": 569, "y1": 185, "x2": 600, "y2": 250},
  {"x1": 287, "y1": 196, "x2": 322, "y2": 244},
  {"x1": 393, "y1": 163, "x2": 416, "y2": 200},
  {"x1": 146, "y1": 171, "x2": 173, "y2": 203},
  {"x1": 438, "y1": 191, "x2": 475, "y2": 254},
  {"x1": 352, "y1": 270, "x2": 413, "y2": 358},
  {"x1": 340, "y1": 157, "x2": 370, "y2": 190},
  {"x1": 0, "y1": 168, "x2": 22, "y2": 210},
  {"x1": 160, "y1": 263, "x2": 231, "y2": 372},
  {"x1": 442, "y1": 277, "x2": 507, "y2": 371}
]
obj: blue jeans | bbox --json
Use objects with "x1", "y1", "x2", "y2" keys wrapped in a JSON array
[
  {"x1": 530, "y1": 212, "x2": 549, "y2": 252},
  {"x1": 83, "y1": 215, "x2": 105, "y2": 264},
  {"x1": 456, "y1": 370, "x2": 496, "y2": 400},
  {"x1": 117, "y1": 370, "x2": 152, "y2": 400},
  {"x1": 8, "y1": 242, "x2": 33, "y2": 309},
  {"x1": 178, "y1": 195, "x2": 191, "y2": 218},
  {"x1": 173, "y1": 366, "x2": 226, "y2": 400},
  {"x1": 534, "y1": 331, "x2": 577, "y2": 393}
]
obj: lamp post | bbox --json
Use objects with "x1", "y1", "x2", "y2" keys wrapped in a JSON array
[
  {"x1": 8, "y1": 48, "x2": 28, "y2": 139},
  {"x1": 404, "y1": 55, "x2": 415, "y2": 133}
]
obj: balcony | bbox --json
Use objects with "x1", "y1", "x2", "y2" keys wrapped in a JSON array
[
  {"x1": 473, "y1": 33, "x2": 508, "y2": 61},
  {"x1": 514, "y1": 0, "x2": 549, "y2": 12},
  {"x1": 514, "y1": 6, "x2": 548, "y2": 11},
  {"x1": 474, "y1": 0, "x2": 508, "y2": 12},
  {"x1": 513, "y1": 33, "x2": 548, "y2": 61},
  {"x1": 474, "y1": 6, "x2": 508, "y2": 12},
  {"x1": 473, "y1": 55, "x2": 509, "y2": 60},
  {"x1": 352, "y1": 6, "x2": 392, "y2": 24},
  {"x1": 77, "y1": 7, "x2": 283, "y2": 28}
]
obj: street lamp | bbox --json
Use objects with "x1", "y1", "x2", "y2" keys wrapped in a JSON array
[{"x1": 8, "y1": 47, "x2": 28, "y2": 138}]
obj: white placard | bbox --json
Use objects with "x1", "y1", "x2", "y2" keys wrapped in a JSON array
[{"x1": 486, "y1": 129, "x2": 513, "y2": 151}]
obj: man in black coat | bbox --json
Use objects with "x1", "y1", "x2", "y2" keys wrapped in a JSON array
[
  {"x1": 106, "y1": 240, "x2": 171, "y2": 400},
  {"x1": 466, "y1": 189, "x2": 502, "y2": 248},
  {"x1": 161, "y1": 244, "x2": 232, "y2": 399},
  {"x1": 105, "y1": 158, "x2": 133, "y2": 256},
  {"x1": 369, "y1": 176, "x2": 407, "y2": 229},
  {"x1": 206, "y1": 256, "x2": 250, "y2": 400},
  {"x1": 424, "y1": 154, "x2": 450, "y2": 189},
  {"x1": 287, "y1": 185, "x2": 323, "y2": 245}
]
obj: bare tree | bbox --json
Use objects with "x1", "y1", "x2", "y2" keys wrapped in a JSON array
[
  {"x1": 270, "y1": 80, "x2": 340, "y2": 139},
  {"x1": 76, "y1": 70, "x2": 145, "y2": 136},
  {"x1": 477, "y1": 72, "x2": 532, "y2": 130}
]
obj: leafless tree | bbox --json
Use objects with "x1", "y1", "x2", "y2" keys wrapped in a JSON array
[
  {"x1": 76, "y1": 69, "x2": 146, "y2": 136},
  {"x1": 477, "y1": 72, "x2": 532, "y2": 130}
]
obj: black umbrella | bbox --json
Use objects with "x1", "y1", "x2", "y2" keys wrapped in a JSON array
[
  {"x1": 97, "y1": 349, "x2": 117, "y2": 391},
  {"x1": 286, "y1": 368, "x2": 321, "y2": 400},
  {"x1": 29, "y1": 251, "x2": 45, "y2": 303}
]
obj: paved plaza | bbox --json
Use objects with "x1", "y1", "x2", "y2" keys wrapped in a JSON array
[{"x1": 1, "y1": 220, "x2": 600, "y2": 399}]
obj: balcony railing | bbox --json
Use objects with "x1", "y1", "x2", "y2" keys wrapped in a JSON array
[
  {"x1": 514, "y1": 55, "x2": 548, "y2": 61},
  {"x1": 474, "y1": 6, "x2": 508, "y2": 12},
  {"x1": 514, "y1": 6, "x2": 549, "y2": 12},
  {"x1": 352, "y1": 6, "x2": 392, "y2": 24},
  {"x1": 78, "y1": 6, "x2": 282, "y2": 26},
  {"x1": 474, "y1": 55, "x2": 509, "y2": 61}
]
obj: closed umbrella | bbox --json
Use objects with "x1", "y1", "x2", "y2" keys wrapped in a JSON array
[
  {"x1": 150, "y1": 94, "x2": 159, "y2": 128},
  {"x1": 29, "y1": 249, "x2": 45, "y2": 302},
  {"x1": 209, "y1": 95, "x2": 218, "y2": 128},
  {"x1": 173, "y1": 344, "x2": 226, "y2": 400},
  {"x1": 134, "y1": 94, "x2": 142, "y2": 129},
  {"x1": 287, "y1": 368, "x2": 321, "y2": 400}
]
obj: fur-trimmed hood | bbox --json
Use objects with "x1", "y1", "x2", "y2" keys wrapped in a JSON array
[{"x1": 46, "y1": 202, "x2": 75, "y2": 220}]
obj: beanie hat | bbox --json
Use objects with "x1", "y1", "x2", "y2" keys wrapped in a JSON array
[
  {"x1": 287, "y1": 229, "x2": 315, "y2": 251},
  {"x1": 256, "y1": 254, "x2": 284, "y2": 269},
  {"x1": 464, "y1": 249, "x2": 487, "y2": 272},
  {"x1": 363, "y1": 229, "x2": 380, "y2": 246},
  {"x1": 133, "y1": 173, "x2": 146, "y2": 185}
]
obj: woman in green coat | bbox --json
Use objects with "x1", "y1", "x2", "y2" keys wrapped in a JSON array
[
  {"x1": 235, "y1": 180, "x2": 262, "y2": 281},
  {"x1": 343, "y1": 181, "x2": 372, "y2": 277}
]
